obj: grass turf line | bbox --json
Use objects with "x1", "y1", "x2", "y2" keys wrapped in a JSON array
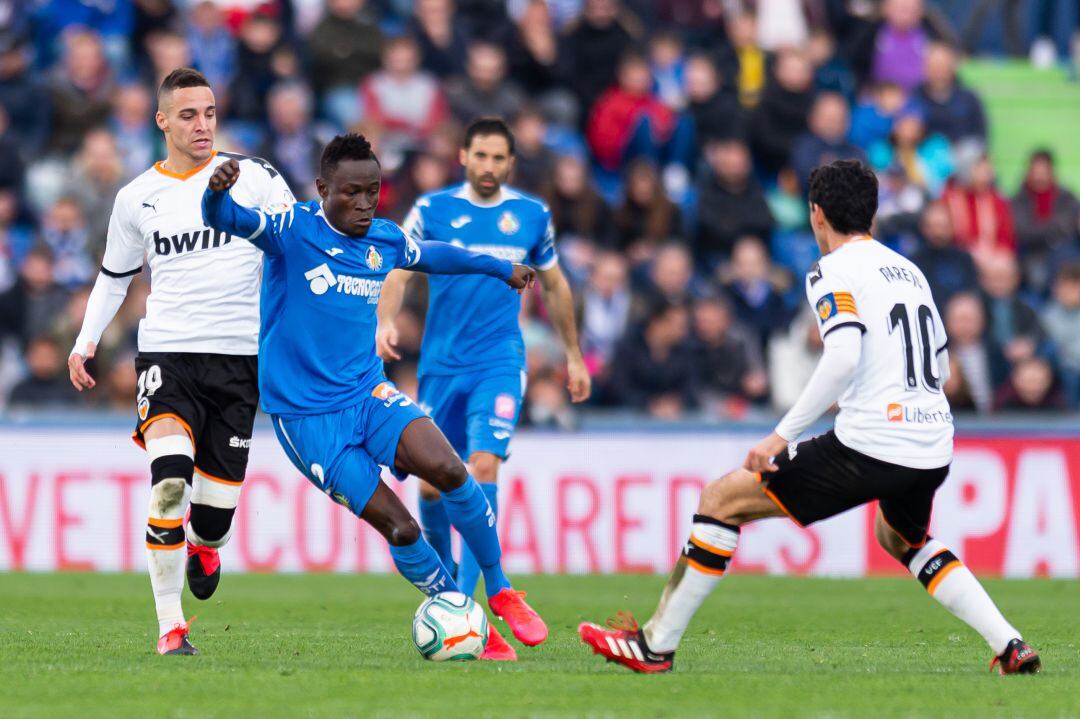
[{"x1": 0, "y1": 573, "x2": 1076, "y2": 719}]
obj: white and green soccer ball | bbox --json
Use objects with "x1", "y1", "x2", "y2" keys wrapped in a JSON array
[{"x1": 412, "y1": 591, "x2": 489, "y2": 661}]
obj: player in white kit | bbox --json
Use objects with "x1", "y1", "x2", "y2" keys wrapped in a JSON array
[
  {"x1": 579, "y1": 160, "x2": 1041, "y2": 675},
  {"x1": 67, "y1": 68, "x2": 293, "y2": 655}
]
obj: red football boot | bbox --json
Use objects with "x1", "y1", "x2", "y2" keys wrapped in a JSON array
[
  {"x1": 156, "y1": 620, "x2": 198, "y2": 656},
  {"x1": 578, "y1": 612, "x2": 673, "y2": 674},
  {"x1": 990, "y1": 639, "x2": 1041, "y2": 675},
  {"x1": 480, "y1": 623, "x2": 517, "y2": 661},
  {"x1": 488, "y1": 588, "x2": 548, "y2": 646},
  {"x1": 186, "y1": 541, "x2": 221, "y2": 600}
]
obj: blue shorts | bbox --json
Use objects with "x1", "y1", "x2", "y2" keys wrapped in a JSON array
[
  {"x1": 418, "y1": 368, "x2": 525, "y2": 460},
  {"x1": 271, "y1": 381, "x2": 428, "y2": 515}
]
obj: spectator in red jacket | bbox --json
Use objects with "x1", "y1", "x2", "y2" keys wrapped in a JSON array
[
  {"x1": 942, "y1": 154, "x2": 1016, "y2": 266},
  {"x1": 360, "y1": 35, "x2": 448, "y2": 153}
]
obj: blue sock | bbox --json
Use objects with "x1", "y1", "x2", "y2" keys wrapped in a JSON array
[
  {"x1": 388, "y1": 537, "x2": 458, "y2": 596},
  {"x1": 442, "y1": 476, "x2": 510, "y2": 597},
  {"x1": 456, "y1": 482, "x2": 498, "y2": 597},
  {"x1": 418, "y1": 496, "x2": 454, "y2": 572}
]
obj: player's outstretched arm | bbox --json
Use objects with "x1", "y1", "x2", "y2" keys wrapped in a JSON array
[
  {"x1": 538, "y1": 265, "x2": 591, "y2": 403},
  {"x1": 376, "y1": 269, "x2": 411, "y2": 361},
  {"x1": 68, "y1": 271, "x2": 135, "y2": 391},
  {"x1": 201, "y1": 159, "x2": 280, "y2": 252},
  {"x1": 410, "y1": 240, "x2": 536, "y2": 293},
  {"x1": 744, "y1": 325, "x2": 863, "y2": 473}
]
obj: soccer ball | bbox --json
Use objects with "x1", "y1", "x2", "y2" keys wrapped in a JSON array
[{"x1": 412, "y1": 592, "x2": 489, "y2": 661}]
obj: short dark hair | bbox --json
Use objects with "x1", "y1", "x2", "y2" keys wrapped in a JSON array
[
  {"x1": 807, "y1": 160, "x2": 878, "y2": 235},
  {"x1": 1031, "y1": 147, "x2": 1055, "y2": 165},
  {"x1": 463, "y1": 117, "x2": 515, "y2": 155},
  {"x1": 158, "y1": 67, "x2": 210, "y2": 100},
  {"x1": 320, "y1": 133, "x2": 379, "y2": 178}
]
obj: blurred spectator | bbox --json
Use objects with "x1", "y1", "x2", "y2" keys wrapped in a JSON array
[
  {"x1": 411, "y1": 0, "x2": 469, "y2": 78},
  {"x1": 7, "y1": 335, "x2": 75, "y2": 408},
  {"x1": 992, "y1": 357, "x2": 1065, "y2": 412},
  {"x1": 607, "y1": 301, "x2": 696, "y2": 418},
  {"x1": 389, "y1": 151, "x2": 452, "y2": 222},
  {"x1": 911, "y1": 202, "x2": 978, "y2": 306},
  {"x1": 579, "y1": 250, "x2": 631, "y2": 373},
  {"x1": 559, "y1": 0, "x2": 640, "y2": 112},
  {"x1": 850, "y1": 82, "x2": 911, "y2": 150},
  {"x1": 766, "y1": 167, "x2": 816, "y2": 277},
  {"x1": 694, "y1": 137, "x2": 774, "y2": 268},
  {"x1": 978, "y1": 253, "x2": 1046, "y2": 365},
  {"x1": 691, "y1": 295, "x2": 767, "y2": 409},
  {"x1": 850, "y1": 0, "x2": 950, "y2": 93},
  {"x1": 61, "y1": 128, "x2": 125, "y2": 248},
  {"x1": 446, "y1": 41, "x2": 526, "y2": 124},
  {"x1": 944, "y1": 292, "x2": 1007, "y2": 413},
  {"x1": 34, "y1": 0, "x2": 133, "y2": 69},
  {"x1": 360, "y1": 36, "x2": 448, "y2": 154},
  {"x1": 0, "y1": 247, "x2": 69, "y2": 346},
  {"x1": 635, "y1": 242, "x2": 697, "y2": 315},
  {"x1": 143, "y1": 29, "x2": 191, "y2": 91},
  {"x1": 543, "y1": 154, "x2": 613, "y2": 246},
  {"x1": 683, "y1": 53, "x2": 744, "y2": 154},
  {"x1": 728, "y1": 11, "x2": 766, "y2": 109},
  {"x1": 0, "y1": 105, "x2": 24, "y2": 191},
  {"x1": 868, "y1": 108, "x2": 953, "y2": 197},
  {"x1": 1041, "y1": 262, "x2": 1080, "y2": 408},
  {"x1": 510, "y1": 108, "x2": 556, "y2": 195},
  {"x1": 0, "y1": 189, "x2": 34, "y2": 287},
  {"x1": 790, "y1": 92, "x2": 866, "y2": 190},
  {"x1": 306, "y1": 0, "x2": 381, "y2": 101},
  {"x1": 649, "y1": 31, "x2": 687, "y2": 111},
  {"x1": 39, "y1": 198, "x2": 93, "y2": 289},
  {"x1": 102, "y1": 350, "x2": 137, "y2": 412},
  {"x1": 749, "y1": 48, "x2": 815, "y2": 174},
  {"x1": 914, "y1": 43, "x2": 986, "y2": 145},
  {"x1": 0, "y1": 35, "x2": 51, "y2": 161},
  {"x1": 521, "y1": 367, "x2": 575, "y2": 429},
  {"x1": 187, "y1": 1, "x2": 236, "y2": 92},
  {"x1": 1011, "y1": 149, "x2": 1080, "y2": 295},
  {"x1": 807, "y1": 29, "x2": 855, "y2": 103},
  {"x1": 719, "y1": 236, "x2": 791, "y2": 349},
  {"x1": 767, "y1": 308, "x2": 822, "y2": 411},
  {"x1": 586, "y1": 51, "x2": 690, "y2": 177},
  {"x1": 109, "y1": 83, "x2": 157, "y2": 181},
  {"x1": 48, "y1": 29, "x2": 114, "y2": 155},
  {"x1": 756, "y1": 0, "x2": 808, "y2": 50},
  {"x1": 612, "y1": 159, "x2": 681, "y2": 262},
  {"x1": 941, "y1": 155, "x2": 1016, "y2": 264},
  {"x1": 259, "y1": 82, "x2": 323, "y2": 200},
  {"x1": 229, "y1": 11, "x2": 301, "y2": 124}
]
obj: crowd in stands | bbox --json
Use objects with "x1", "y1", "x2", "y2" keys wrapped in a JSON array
[{"x1": 0, "y1": 0, "x2": 1078, "y2": 425}]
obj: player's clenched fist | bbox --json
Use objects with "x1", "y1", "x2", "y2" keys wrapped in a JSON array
[
  {"x1": 506, "y1": 264, "x2": 536, "y2": 294},
  {"x1": 208, "y1": 158, "x2": 240, "y2": 192}
]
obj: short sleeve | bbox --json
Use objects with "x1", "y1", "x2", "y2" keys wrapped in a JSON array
[
  {"x1": 101, "y1": 191, "x2": 144, "y2": 277},
  {"x1": 805, "y1": 261, "x2": 866, "y2": 339},
  {"x1": 527, "y1": 207, "x2": 558, "y2": 270},
  {"x1": 401, "y1": 200, "x2": 426, "y2": 243}
]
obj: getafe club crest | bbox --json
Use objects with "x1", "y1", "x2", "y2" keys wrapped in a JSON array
[
  {"x1": 497, "y1": 211, "x2": 520, "y2": 235},
  {"x1": 365, "y1": 246, "x2": 383, "y2": 271}
]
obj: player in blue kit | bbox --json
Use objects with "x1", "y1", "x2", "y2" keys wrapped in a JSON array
[
  {"x1": 201, "y1": 133, "x2": 545, "y2": 660},
  {"x1": 377, "y1": 118, "x2": 591, "y2": 598}
]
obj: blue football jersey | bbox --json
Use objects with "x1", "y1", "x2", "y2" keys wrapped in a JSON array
[
  {"x1": 403, "y1": 184, "x2": 557, "y2": 376},
  {"x1": 248, "y1": 202, "x2": 421, "y2": 415}
]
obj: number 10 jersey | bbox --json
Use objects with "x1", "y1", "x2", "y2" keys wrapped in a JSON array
[{"x1": 806, "y1": 239, "x2": 953, "y2": 469}]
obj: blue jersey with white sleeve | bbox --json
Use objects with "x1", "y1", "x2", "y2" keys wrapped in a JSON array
[{"x1": 403, "y1": 184, "x2": 557, "y2": 376}]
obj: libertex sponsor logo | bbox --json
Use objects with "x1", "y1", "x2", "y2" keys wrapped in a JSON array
[{"x1": 886, "y1": 403, "x2": 953, "y2": 424}]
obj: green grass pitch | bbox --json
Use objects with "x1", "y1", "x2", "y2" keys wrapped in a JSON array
[{"x1": 1, "y1": 573, "x2": 1077, "y2": 718}]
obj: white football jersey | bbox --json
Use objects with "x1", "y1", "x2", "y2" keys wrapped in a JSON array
[
  {"x1": 808, "y1": 239, "x2": 953, "y2": 469},
  {"x1": 102, "y1": 151, "x2": 294, "y2": 354}
]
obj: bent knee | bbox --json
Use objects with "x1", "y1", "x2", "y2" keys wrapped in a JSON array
[
  {"x1": 468, "y1": 453, "x2": 500, "y2": 483},
  {"x1": 697, "y1": 470, "x2": 768, "y2": 526},
  {"x1": 387, "y1": 517, "x2": 421, "y2": 547},
  {"x1": 874, "y1": 513, "x2": 910, "y2": 560},
  {"x1": 425, "y1": 456, "x2": 468, "y2": 490}
]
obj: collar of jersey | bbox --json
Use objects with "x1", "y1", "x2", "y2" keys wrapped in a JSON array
[
  {"x1": 316, "y1": 203, "x2": 351, "y2": 237},
  {"x1": 154, "y1": 151, "x2": 218, "y2": 180},
  {"x1": 452, "y1": 182, "x2": 515, "y2": 208}
]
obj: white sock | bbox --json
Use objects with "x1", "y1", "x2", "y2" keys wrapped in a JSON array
[
  {"x1": 643, "y1": 515, "x2": 739, "y2": 653},
  {"x1": 906, "y1": 539, "x2": 1020, "y2": 655},
  {"x1": 146, "y1": 436, "x2": 194, "y2": 637}
]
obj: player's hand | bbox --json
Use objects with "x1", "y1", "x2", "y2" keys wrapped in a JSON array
[
  {"x1": 743, "y1": 431, "x2": 788, "y2": 474},
  {"x1": 208, "y1": 158, "x2": 240, "y2": 192},
  {"x1": 68, "y1": 341, "x2": 97, "y2": 391},
  {"x1": 506, "y1": 264, "x2": 536, "y2": 294},
  {"x1": 376, "y1": 322, "x2": 400, "y2": 362},
  {"x1": 566, "y1": 354, "x2": 591, "y2": 403}
]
